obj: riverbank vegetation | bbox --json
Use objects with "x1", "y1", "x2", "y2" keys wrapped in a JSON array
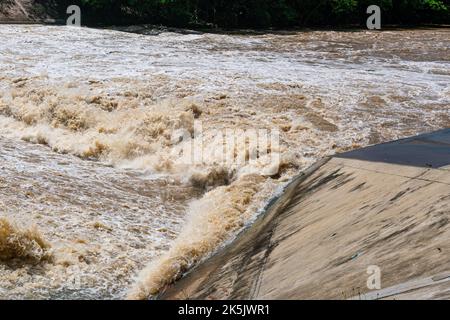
[{"x1": 55, "y1": 0, "x2": 450, "y2": 28}]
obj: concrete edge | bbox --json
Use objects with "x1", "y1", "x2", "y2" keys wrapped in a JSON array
[{"x1": 157, "y1": 157, "x2": 331, "y2": 299}]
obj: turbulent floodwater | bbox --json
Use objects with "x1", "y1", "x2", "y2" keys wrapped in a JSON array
[{"x1": 0, "y1": 25, "x2": 449, "y2": 299}]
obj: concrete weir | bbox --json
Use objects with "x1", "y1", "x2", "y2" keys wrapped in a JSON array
[{"x1": 160, "y1": 129, "x2": 450, "y2": 300}]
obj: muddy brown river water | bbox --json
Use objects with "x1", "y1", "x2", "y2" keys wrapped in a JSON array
[{"x1": 0, "y1": 25, "x2": 449, "y2": 299}]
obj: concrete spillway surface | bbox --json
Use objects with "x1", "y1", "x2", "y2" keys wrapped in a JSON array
[{"x1": 160, "y1": 129, "x2": 450, "y2": 300}]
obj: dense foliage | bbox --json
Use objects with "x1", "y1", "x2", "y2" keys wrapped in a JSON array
[{"x1": 59, "y1": 0, "x2": 450, "y2": 27}]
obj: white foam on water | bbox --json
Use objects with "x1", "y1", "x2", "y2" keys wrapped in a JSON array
[{"x1": 0, "y1": 25, "x2": 449, "y2": 299}]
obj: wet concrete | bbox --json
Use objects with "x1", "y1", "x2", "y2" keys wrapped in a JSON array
[
  {"x1": 160, "y1": 130, "x2": 450, "y2": 300},
  {"x1": 337, "y1": 128, "x2": 450, "y2": 169},
  {"x1": 1, "y1": 24, "x2": 449, "y2": 299}
]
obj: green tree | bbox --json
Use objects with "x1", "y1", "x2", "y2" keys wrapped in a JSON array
[{"x1": 61, "y1": 0, "x2": 450, "y2": 28}]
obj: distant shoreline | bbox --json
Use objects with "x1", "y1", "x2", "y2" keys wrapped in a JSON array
[
  {"x1": 2, "y1": 0, "x2": 449, "y2": 30},
  {"x1": 1, "y1": 20, "x2": 449, "y2": 33}
]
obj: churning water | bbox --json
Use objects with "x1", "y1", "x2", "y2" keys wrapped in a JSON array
[{"x1": 0, "y1": 25, "x2": 449, "y2": 299}]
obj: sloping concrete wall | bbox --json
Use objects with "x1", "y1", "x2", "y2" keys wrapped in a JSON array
[{"x1": 160, "y1": 130, "x2": 450, "y2": 300}]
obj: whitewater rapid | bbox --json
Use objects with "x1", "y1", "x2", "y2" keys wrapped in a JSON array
[{"x1": 0, "y1": 25, "x2": 449, "y2": 299}]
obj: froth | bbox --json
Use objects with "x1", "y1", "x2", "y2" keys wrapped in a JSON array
[
  {"x1": 127, "y1": 174, "x2": 269, "y2": 299},
  {"x1": 0, "y1": 217, "x2": 51, "y2": 264},
  {"x1": 0, "y1": 26, "x2": 449, "y2": 299}
]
